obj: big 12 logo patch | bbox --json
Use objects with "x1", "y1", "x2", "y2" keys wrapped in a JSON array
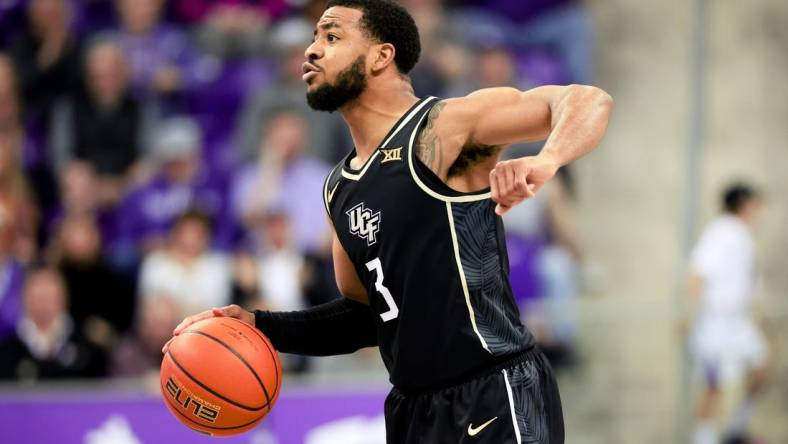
[{"x1": 165, "y1": 376, "x2": 220, "y2": 423}]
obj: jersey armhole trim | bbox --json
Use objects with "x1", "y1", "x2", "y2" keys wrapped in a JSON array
[{"x1": 407, "y1": 102, "x2": 494, "y2": 203}]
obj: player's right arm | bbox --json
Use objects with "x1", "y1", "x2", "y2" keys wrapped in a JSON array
[
  {"x1": 166, "y1": 233, "x2": 377, "y2": 356},
  {"x1": 332, "y1": 229, "x2": 369, "y2": 304}
]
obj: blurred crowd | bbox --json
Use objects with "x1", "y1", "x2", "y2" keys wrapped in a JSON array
[{"x1": 0, "y1": 0, "x2": 592, "y2": 382}]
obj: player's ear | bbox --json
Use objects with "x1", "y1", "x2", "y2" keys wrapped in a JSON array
[{"x1": 370, "y1": 43, "x2": 396, "y2": 74}]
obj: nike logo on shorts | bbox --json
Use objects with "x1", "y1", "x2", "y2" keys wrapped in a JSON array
[{"x1": 467, "y1": 416, "x2": 498, "y2": 436}]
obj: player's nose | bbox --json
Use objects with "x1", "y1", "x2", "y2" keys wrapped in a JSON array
[{"x1": 305, "y1": 40, "x2": 321, "y2": 61}]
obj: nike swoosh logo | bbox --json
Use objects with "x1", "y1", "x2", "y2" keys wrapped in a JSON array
[
  {"x1": 327, "y1": 182, "x2": 339, "y2": 203},
  {"x1": 468, "y1": 416, "x2": 498, "y2": 437}
]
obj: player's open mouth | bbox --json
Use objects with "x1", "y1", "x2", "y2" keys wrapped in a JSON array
[{"x1": 302, "y1": 62, "x2": 321, "y2": 82}]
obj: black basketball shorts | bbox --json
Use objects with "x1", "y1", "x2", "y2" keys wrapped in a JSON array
[{"x1": 384, "y1": 347, "x2": 564, "y2": 443}]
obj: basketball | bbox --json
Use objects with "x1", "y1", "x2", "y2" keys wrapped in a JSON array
[{"x1": 159, "y1": 316, "x2": 282, "y2": 436}]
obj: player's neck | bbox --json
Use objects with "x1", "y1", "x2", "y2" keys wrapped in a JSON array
[{"x1": 340, "y1": 82, "x2": 418, "y2": 161}]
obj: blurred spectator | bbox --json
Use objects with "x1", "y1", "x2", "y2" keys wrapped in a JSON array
[
  {"x1": 455, "y1": 0, "x2": 593, "y2": 84},
  {"x1": 0, "y1": 52, "x2": 58, "y2": 222},
  {"x1": 138, "y1": 210, "x2": 231, "y2": 319},
  {"x1": 477, "y1": 46, "x2": 525, "y2": 89},
  {"x1": 428, "y1": 40, "x2": 475, "y2": 98},
  {"x1": 255, "y1": 211, "x2": 306, "y2": 313},
  {"x1": 401, "y1": 0, "x2": 461, "y2": 97},
  {"x1": 112, "y1": 295, "x2": 179, "y2": 377},
  {"x1": 0, "y1": 53, "x2": 42, "y2": 180},
  {"x1": 0, "y1": 54, "x2": 22, "y2": 136},
  {"x1": 0, "y1": 202, "x2": 26, "y2": 339},
  {"x1": 0, "y1": 126, "x2": 40, "y2": 264},
  {"x1": 0, "y1": 267, "x2": 107, "y2": 381},
  {"x1": 112, "y1": 0, "x2": 200, "y2": 99},
  {"x1": 688, "y1": 183, "x2": 770, "y2": 444},
  {"x1": 234, "y1": 17, "x2": 350, "y2": 162},
  {"x1": 49, "y1": 38, "x2": 155, "y2": 207},
  {"x1": 51, "y1": 162, "x2": 119, "y2": 248},
  {"x1": 51, "y1": 214, "x2": 135, "y2": 346},
  {"x1": 114, "y1": 116, "x2": 231, "y2": 263},
  {"x1": 230, "y1": 251, "x2": 263, "y2": 308},
  {"x1": 8, "y1": 0, "x2": 81, "y2": 116},
  {"x1": 231, "y1": 109, "x2": 331, "y2": 255},
  {"x1": 56, "y1": 162, "x2": 101, "y2": 216},
  {"x1": 0, "y1": 60, "x2": 36, "y2": 326},
  {"x1": 173, "y1": 0, "x2": 291, "y2": 59},
  {"x1": 402, "y1": 0, "x2": 447, "y2": 48}
]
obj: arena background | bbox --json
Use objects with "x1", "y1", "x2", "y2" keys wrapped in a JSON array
[{"x1": 0, "y1": 0, "x2": 786, "y2": 443}]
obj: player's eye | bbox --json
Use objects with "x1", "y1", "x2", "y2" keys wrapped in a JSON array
[{"x1": 327, "y1": 34, "x2": 339, "y2": 43}]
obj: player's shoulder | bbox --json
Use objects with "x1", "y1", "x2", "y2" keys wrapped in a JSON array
[
  {"x1": 427, "y1": 87, "x2": 524, "y2": 125},
  {"x1": 413, "y1": 95, "x2": 471, "y2": 137},
  {"x1": 443, "y1": 87, "x2": 523, "y2": 108}
]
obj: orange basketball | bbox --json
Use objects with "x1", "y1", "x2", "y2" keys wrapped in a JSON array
[{"x1": 160, "y1": 316, "x2": 282, "y2": 436}]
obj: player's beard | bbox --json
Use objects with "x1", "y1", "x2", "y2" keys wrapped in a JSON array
[{"x1": 306, "y1": 56, "x2": 367, "y2": 112}]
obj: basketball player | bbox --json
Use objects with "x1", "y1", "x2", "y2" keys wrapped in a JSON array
[
  {"x1": 167, "y1": 1, "x2": 612, "y2": 442},
  {"x1": 688, "y1": 184, "x2": 769, "y2": 444}
]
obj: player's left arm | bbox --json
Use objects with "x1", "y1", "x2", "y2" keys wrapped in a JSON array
[{"x1": 438, "y1": 85, "x2": 613, "y2": 215}]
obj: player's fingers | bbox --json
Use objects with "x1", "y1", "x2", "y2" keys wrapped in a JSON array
[
  {"x1": 212, "y1": 307, "x2": 228, "y2": 317},
  {"x1": 215, "y1": 304, "x2": 254, "y2": 325},
  {"x1": 215, "y1": 305, "x2": 241, "y2": 319},
  {"x1": 172, "y1": 317, "x2": 191, "y2": 336},
  {"x1": 492, "y1": 167, "x2": 520, "y2": 209},
  {"x1": 520, "y1": 170, "x2": 535, "y2": 199},
  {"x1": 498, "y1": 165, "x2": 523, "y2": 207},
  {"x1": 173, "y1": 309, "x2": 213, "y2": 335},
  {"x1": 495, "y1": 168, "x2": 514, "y2": 206},
  {"x1": 494, "y1": 161, "x2": 509, "y2": 195},
  {"x1": 509, "y1": 167, "x2": 531, "y2": 201},
  {"x1": 489, "y1": 169, "x2": 500, "y2": 203},
  {"x1": 502, "y1": 162, "x2": 516, "y2": 195},
  {"x1": 168, "y1": 305, "x2": 250, "y2": 349},
  {"x1": 495, "y1": 202, "x2": 511, "y2": 216},
  {"x1": 161, "y1": 337, "x2": 174, "y2": 355}
]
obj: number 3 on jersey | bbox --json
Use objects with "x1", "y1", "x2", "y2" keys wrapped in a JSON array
[{"x1": 366, "y1": 258, "x2": 399, "y2": 322}]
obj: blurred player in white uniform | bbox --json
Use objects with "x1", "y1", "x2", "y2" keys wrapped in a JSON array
[{"x1": 689, "y1": 184, "x2": 770, "y2": 444}]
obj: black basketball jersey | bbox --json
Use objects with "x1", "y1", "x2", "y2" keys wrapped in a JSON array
[{"x1": 323, "y1": 97, "x2": 536, "y2": 391}]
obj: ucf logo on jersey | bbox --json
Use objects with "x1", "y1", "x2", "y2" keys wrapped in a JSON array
[{"x1": 346, "y1": 202, "x2": 381, "y2": 246}]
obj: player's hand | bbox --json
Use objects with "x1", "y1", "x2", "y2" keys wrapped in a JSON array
[
  {"x1": 162, "y1": 305, "x2": 254, "y2": 354},
  {"x1": 490, "y1": 154, "x2": 559, "y2": 215}
]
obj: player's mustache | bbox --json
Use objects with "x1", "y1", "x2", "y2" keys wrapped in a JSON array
[{"x1": 303, "y1": 61, "x2": 322, "y2": 74}]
